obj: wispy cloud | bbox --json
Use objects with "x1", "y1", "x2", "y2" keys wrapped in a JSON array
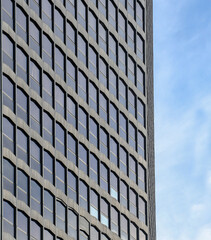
[{"x1": 154, "y1": 0, "x2": 211, "y2": 239}]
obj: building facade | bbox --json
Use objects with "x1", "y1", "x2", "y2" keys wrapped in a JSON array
[{"x1": 0, "y1": 0, "x2": 155, "y2": 239}]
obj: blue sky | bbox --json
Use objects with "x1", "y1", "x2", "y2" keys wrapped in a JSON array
[{"x1": 154, "y1": 0, "x2": 211, "y2": 239}]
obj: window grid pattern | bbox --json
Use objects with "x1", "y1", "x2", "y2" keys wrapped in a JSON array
[{"x1": 2, "y1": 0, "x2": 149, "y2": 239}]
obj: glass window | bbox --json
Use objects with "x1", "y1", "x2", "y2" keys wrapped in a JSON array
[
  {"x1": 138, "y1": 164, "x2": 146, "y2": 191},
  {"x1": 101, "y1": 198, "x2": 109, "y2": 227},
  {"x1": 109, "y1": 68, "x2": 117, "y2": 98},
  {"x1": 56, "y1": 123, "x2": 65, "y2": 155},
  {"x1": 67, "y1": 134, "x2": 77, "y2": 165},
  {"x1": 55, "y1": 47, "x2": 65, "y2": 79},
  {"x1": 137, "y1": 34, "x2": 144, "y2": 62},
  {"x1": 78, "y1": 107, "x2": 88, "y2": 138},
  {"x1": 128, "y1": 57, "x2": 135, "y2": 85},
  {"x1": 139, "y1": 197, "x2": 147, "y2": 224},
  {"x1": 43, "y1": 73, "x2": 54, "y2": 106},
  {"x1": 100, "y1": 128, "x2": 108, "y2": 157},
  {"x1": 31, "y1": 220, "x2": 41, "y2": 240},
  {"x1": 67, "y1": 59, "x2": 76, "y2": 91},
  {"x1": 68, "y1": 171, "x2": 77, "y2": 202},
  {"x1": 119, "y1": 0, "x2": 126, "y2": 7},
  {"x1": 78, "y1": 71, "x2": 87, "y2": 102},
  {"x1": 129, "y1": 155, "x2": 137, "y2": 183},
  {"x1": 100, "y1": 163, "x2": 108, "y2": 192},
  {"x1": 3, "y1": 158, "x2": 15, "y2": 195},
  {"x1": 137, "y1": 99, "x2": 145, "y2": 126},
  {"x1": 18, "y1": 170, "x2": 29, "y2": 205},
  {"x1": 17, "y1": 129, "x2": 28, "y2": 164},
  {"x1": 17, "y1": 88, "x2": 28, "y2": 123},
  {"x1": 42, "y1": 34, "x2": 53, "y2": 68},
  {"x1": 30, "y1": 21, "x2": 40, "y2": 55},
  {"x1": 130, "y1": 223, "x2": 138, "y2": 240},
  {"x1": 2, "y1": 34, "x2": 14, "y2": 70},
  {"x1": 119, "y1": 113, "x2": 127, "y2": 141},
  {"x1": 55, "y1": 9, "x2": 64, "y2": 42},
  {"x1": 80, "y1": 231, "x2": 88, "y2": 240},
  {"x1": 30, "y1": 60, "x2": 41, "y2": 95},
  {"x1": 16, "y1": 6, "x2": 28, "y2": 42},
  {"x1": 137, "y1": 1, "x2": 144, "y2": 30},
  {"x1": 99, "y1": 0, "x2": 107, "y2": 17},
  {"x1": 90, "y1": 190, "x2": 99, "y2": 219},
  {"x1": 78, "y1": 0, "x2": 87, "y2": 29},
  {"x1": 111, "y1": 207, "x2": 119, "y2": 235},
  {"x1": 67, "y1": 0, "x2": 76, "y2": 17},
  {"x1": 137, "y1": 66, "x2": 145, "y2": 94},
  {"x1": 140, "y1": 230, "x2": 147, "y2": 240},
  {"x1": 128, "y1": 24, "x2": 135, "y2": 51},
  {"x1": 121, "y1": 215, "x2": 128, "y2": 240},
  {"x1": 30, "y1": 100, "x2": 41, "y2": 135},
  {"x1": 56, "y1": 160, "x2": 66, "y2": 193},
  {"x1": 128, "y1": 89, "x2": 136, "y2": 117},
  {"x1": 90, "y1": 153, "x2": 98, "y2": 183},
  {"x1": 68, "y1": 209, "x2": 78, "y2": 239},
  {"x1": 89, "y1": 46, "x2": 97, "y2": 77},
  {"x1": 110, "y1": 172, "x2": 118, "y2": 200},
  {"x1": 138, "y1": 131, "x2": 145, "y2": 159},
  {"x1": 99, "y1": 22, "x2": 107, "y2": 53},
  {"x1": 79, "y1": 144, "x2": 88, "y2": 174},
  {"x1": 17, "y1": 47, "x2": 28, "y2": 83},
  {"x1": 109, "y1": 102, "x2": 118, "y2": 133},
  {"x1": 30, "y1": 0, "x2": 40, "y2": 16},
  {"x1": 119, "y1": 45, "x2": 126, "y2": 74},
  {"x1": 17, "y1": 211, "x2": 29, "y2": 240},
  {"x1": 3, "y1": 117, "x2": 15, "y2": 153},
  {"x1": 3, "y1": 75, "x2": 14, "y2": 112},
  {"x1": 67, "y1": 22, "x2": 76, "y2": 54},
  {"x1": 56, "y1": 201, "x2": 66, "y2": 232},
  {"x1": 120, "y1": 180, "x2": 128, "y2": 209},
  {"x1": 119, "y1": 79, "x2": 127, "y2": 108},
  {"x1": 43, "y1": 112, "x2": 54, "y2": 145},
  {"x1": 31, "y1": 180, "x2": 42, "y2": 214},
  {"x1": 44, "y1": 151, "x2": 54, "y2": 184},
  {"x1": 42, "y1": 0, "x2": 53, "y2": 29},
  {"x1": 128, "y1": 0, "x2": 135, "y2": 18},
  {"x1": 89, "y1": 10, "x2": 97, "y2": 41},
  {"x1": 78, "y1": 35, "x2": 87, "y2": 66},
  {"x1": 44, "y1": 190, "x2": 54, "y2": 223},
  {"x1": 3, "y1": 201, "x2": 15, "y2": 237},
  {"x1": 130, "y1": 189, "x2": 137, "y2": 216},
  {"x1": 31, "y1": 140, "x2": 41, "y2": 174},
  {"x1": 118, "y1": 11, "x2": 126, "y2": 40},
  {"x1": 110, "y1": 137, "x2": 118, "y2": 166},
  {"x1": 2, "y1": 0, "x2": 14, "y2": 29},
  {"x1": 89, "y1": 118, "x2": 98, "y2": 148},
  {"x1": 55, "y1": 85, "x2": 65, "y2": 117},
  {"x1": 79, "y1": 180, "x2": 88, "y2": 211},
  {"x1": 89, "y1": 81, "x2": 98, "y2": 112},
  {"x1": 91, "y1": 226, "x2": 100, "y2": 240},
  {"x1": 108, "y1": 0, "x2": 117, "y2": 29},
  {"x1": 99, "y1": 58, "x2": 108, "y2": 88},
  {"x1": 67, "y1": 96, "x2": 77, "y2": 128},
  {"x1": 44, "y1": 229, "x2": 54, "y2": 240},
  {"x1": 109, "y1": 34, "x2": 117, "y2": 63},
  {"x1": 120, "y1": 146, "x2": 127, "y2": 175},
  {"x1": 99, "y1": 93, "x2": 108, "y2": 122},
  {"x1": 101, "y1": 234, "x2": 110, "y2": 240},
  {"x1": 129, "y1": 122, "x2": 136, "y2": 150}
]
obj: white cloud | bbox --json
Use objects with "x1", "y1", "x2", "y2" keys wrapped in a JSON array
[{"x1": 196, "y1": 225, "x2": 211, "y2": 240}]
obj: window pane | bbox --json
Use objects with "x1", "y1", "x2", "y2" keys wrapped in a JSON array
[
  {"x1": 3, "y1": 158, "x2": 15, "y2": 195},
  {"x1": 18, "y1": 170, "x2": 29, "y2": 205},
  {"x1": 3, "y1": 75, "x2": 14, "y2": 112}
]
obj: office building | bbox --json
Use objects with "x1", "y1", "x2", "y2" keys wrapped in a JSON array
[{"x1": 0, "y1": 0, "x2": 155, "y2": 239}]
